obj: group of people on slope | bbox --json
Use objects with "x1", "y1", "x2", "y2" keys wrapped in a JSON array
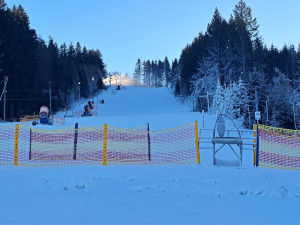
[
  {"x1": 82, "y1": 99, "x2": 105, "y2": 116},
  {"x1": 83, "y1": 101, "x2": 94, "y2": 116}
]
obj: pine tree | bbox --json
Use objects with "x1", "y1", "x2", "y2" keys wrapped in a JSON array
[
  {"x1": 75, "y1": 42, "x2": 82, "y2": 62},
  {"x1": 68, "y1": 42, "x2": 76, "y2": 58},
  {"x1": 170, "y1": 59, "x2": 178, "y2": 90},
  {"x1": 142, "y1": 60, "x2": 151, "y2": 87},
  {"x1": 163, "y1": 57, "x2": 171, "y2": 87},
  {"x1": 228, "y1": 0, "x2": 259, "y2": 81},
  {"x1": 156, "y1": 60, "x2": 164, "y2": 87},
  {"x1": 82, "y1": 46, "x2": 88, "y2": 62},
  {"x1": 206, "y1": 8, "x2": 230, "y2": 85},
  {"x1": 242, "y1": 67, "x2": 268, "y2": 127},
  {"x1": 59, "y1": 43, "x2": 67, "y2": 58},
  {"x1": 0, "y1": 0, "x2": 6, "y2": 10},
  {"x1": 170, "y1": 59, "x2": 182, "y2": 94},
  {"x1": 150, "y1": 60, "x2": 157, "y2": 87},
  {"x1": 47, "y1": 37, "x2": 59, "y2": 91},
  {"x1": 232, "y1": 0, "x2": 259, "y2": 40},
  {"x1": 133, "y1": 58, "x2": 141, "y2": 86},
  {"x1": 174, "y1": 80, "x2": 181, "y2": 97},
  {"x1": 252, "y1": 37, "x2": 267, "y2": 71}
]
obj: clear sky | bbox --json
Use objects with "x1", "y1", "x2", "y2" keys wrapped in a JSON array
[{"x1": 5, "y1": 0, "x2": 300, "y2": 75}]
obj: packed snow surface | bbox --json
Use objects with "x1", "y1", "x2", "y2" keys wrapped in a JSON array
[{"x1": 1, "y1": 86, "x2": 299, "y2": 225}]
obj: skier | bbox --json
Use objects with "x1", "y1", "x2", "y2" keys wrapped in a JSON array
[
  {"x1": 88, "y1": 101, "x2": 94, "y2": 110},
  {"x1": 83, "y1": 105, "x2": 91, "y2": 116}
]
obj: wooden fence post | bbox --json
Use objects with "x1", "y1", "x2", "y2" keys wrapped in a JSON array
[
  {"x1": 195, "y1": 121, "x2": 200, "y2": 164},
  {"x1": 14, "y1": 124, "x2": 19, "y2": 166},
  {"x1": 103, "y1": 124, "x2": 108, "y2": 165},
  {"x1": 73, "y1": 123, "x2": 78, "y2": 160}
]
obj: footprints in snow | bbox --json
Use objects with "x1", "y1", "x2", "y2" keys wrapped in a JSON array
[
  {"x1": 239, "y1": 190, "x2": 264, "y2": 196},
  {"x1": 43, "y1": 175, "x2": 300, "y2": 199}
]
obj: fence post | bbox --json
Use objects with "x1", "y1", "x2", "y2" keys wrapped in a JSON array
[
  {"x1": 253, "y1": 124, "x2": 257, "y2": 166},
  {"x1": 73, "y1": 123, "x2": 78, "y2": 160},
  {"x1": 103, "y1": 124, "x2": 108, "y2": 165},
  {"x1": 195, "y1": 121, "x2": 200, "y2": 164},
  {"x1": 202, "y1": 110, "x2": 204, "y2": 128},
  {"x1": 29, "y1": 128, "x2": 32, "y2": 160},
  {"x1": 256, "y1": 124, "x2": 259, "y2": 167},
  {"x1": 147, "y1": 123, "x2": 151, "y2": 161},
  {"x1": 14, "y1": 124, "x2": 19, "y2": 166}
]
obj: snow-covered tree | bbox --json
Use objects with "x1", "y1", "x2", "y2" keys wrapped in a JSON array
[
  {"x1": 268, "y1": 68, "x2": 294, "y2": 128},
  {"x1": 242, "y1": 67, "x2": 268, "y2": 127},
  {"x1": 210, "y1": 78, "x2": 249, "y2": 119},
  {"x1": 289, "y1": 77, "x2": 300, "y2": 129},
  {"x1": 212, "y1": 79, "x2": 225, "y2": 114}
]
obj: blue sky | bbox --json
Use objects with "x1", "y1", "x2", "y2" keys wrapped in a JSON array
[{"x1": 5, "y1": 0, "x2": 300, "y2": 74}]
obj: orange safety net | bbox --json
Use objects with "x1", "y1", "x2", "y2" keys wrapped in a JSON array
[
  {"x1": 0, "y1": 122, "x2": 199, "y2": 166},
  {"x1": 105, "y1": 122, "x2": 198, "y2": 165},
  {"x1": 259, "y1": 125, "x2": 300, "y2": 170},
  {"x1": 0, "y1": 125, "x2": 15, "y2": 165}
]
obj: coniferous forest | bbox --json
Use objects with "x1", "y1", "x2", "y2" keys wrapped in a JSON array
[
  {"x1": 133, "y1": 1, "x2": 300, "y2": 129},
  {"x1": 0, "y1": 0, "x2": 107, "y2": 121},
  {"x1": 1, "y1": 0, "x2": 299, "y2": 129}
]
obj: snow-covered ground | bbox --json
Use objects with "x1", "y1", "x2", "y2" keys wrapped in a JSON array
[
  {"x1": 1, "y1": 86, "x2": 299, "y2": 225},
  {"x1": 58, "y1": 86, "x2": 207, "y2": 130}
]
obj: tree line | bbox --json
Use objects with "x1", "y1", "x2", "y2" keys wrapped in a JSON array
[
  {"x1": 0, "y1": 0, "x2": 107, "y2": 121},
  {"x1": 134, "y1": 0, "x2": 300, "y2": 129}
]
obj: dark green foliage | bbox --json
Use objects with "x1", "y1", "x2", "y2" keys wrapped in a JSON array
[
  {"x1": 174, "y1": 80, "x2": 181, "y2": 96},
  {"x1": 0, "y1": 1, "x2": 107, "y2": 120}
]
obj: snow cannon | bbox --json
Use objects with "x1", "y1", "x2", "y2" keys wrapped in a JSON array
[{"x1": 39, "y1": 105, "x2": 49, "y2": 124}]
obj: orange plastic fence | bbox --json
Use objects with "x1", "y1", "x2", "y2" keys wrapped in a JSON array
[
  {"x1": 0, "y1": 122, "x2": 199, "y2": 166},
  {"x1": 259, "y1": 125, "x2": 300, "y2": 170}
]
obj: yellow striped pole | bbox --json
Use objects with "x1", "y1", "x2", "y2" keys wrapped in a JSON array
[
  {"x1": 103, "y1": 124, "x2": 108, "y2": 165},
  {"x1": 253, "y1": 124, "x2": 257, "y2": 166},
  {"x1": 14, "y1": 124, "x2": 20, "y2": 166},
  {"x1": 195, "y1": 121, "x2": 200, "y2": 164}
]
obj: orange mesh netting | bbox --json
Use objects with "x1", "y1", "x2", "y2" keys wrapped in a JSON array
[
  {"x1": 0, "y1": 125, "x2": 15, "y2": 165},
  {"x1": 106, "y1": 122, "x2": 198, "y2": 165},
  {"x1": 259, "y1": 125, "x2": 300, "y2": 170},
  {"x1": 0, "y1": 122, "x2": 199, "y2": 166}
]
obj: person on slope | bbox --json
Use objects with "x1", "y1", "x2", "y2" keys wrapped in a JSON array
[
  {"x1": 88, "y1": 101, "x2": 94, "y2": 110},
  {"x1": 83, "y1": 105, "x2": 91, "y2": 116}
]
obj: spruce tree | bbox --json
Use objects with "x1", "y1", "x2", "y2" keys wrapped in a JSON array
[
  {"x1": 133, "y1": 58, "x2": 142, "y2": 86},
  {"x1": 163, "y1": 57, "x2": 171, "y2": 87}
]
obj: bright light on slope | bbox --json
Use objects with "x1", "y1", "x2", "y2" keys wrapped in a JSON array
[{"x1": 103, "y1": 73, "x2": 134, "y2": 86}]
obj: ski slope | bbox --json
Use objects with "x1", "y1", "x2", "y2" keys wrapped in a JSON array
[
  {"x1": 57, "y1": 86, "x2": 209, "y2": 130},
  {"x1": 1, "y1": 86, "x2": 300, "y2": 225}
]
